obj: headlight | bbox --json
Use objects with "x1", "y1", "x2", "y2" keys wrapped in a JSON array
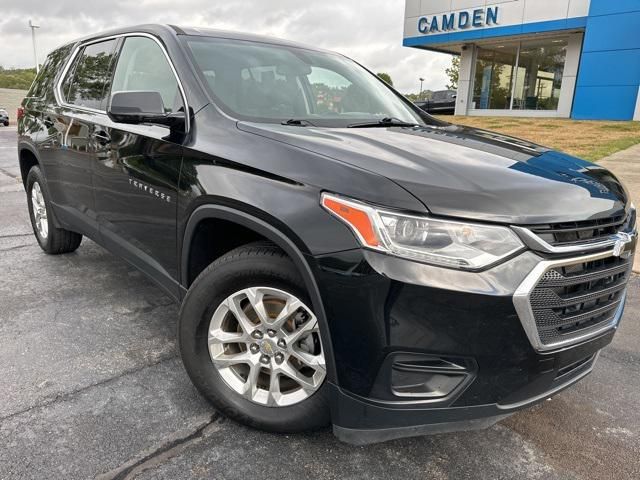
[{"x1": 322, "y1": 193, "x2": 524, "y2": 270}]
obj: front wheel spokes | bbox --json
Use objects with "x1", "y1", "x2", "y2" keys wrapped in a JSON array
[
  {"x1": 277, "y1": 361, "x2": 319, "y2": 392},
  {"x1": 245, "y1": 287, "x2": 270, "y2": 325},
  {"x1": 208, "y1": 287, "x2": 326, "y2": 406},
  {"x1": 225, "y1": 296, "x2": 259, "y2": 336},
  {"x1": 266, "y1": 370, "x2": 282, "y2": 406},
  {"x1": 208, "y1": 329, "x2": 247, "y2": 346},
  {"x1": 239, "y1": 361, "x2": 262, "y2": 400},
  {"x1": 289, "y1": 348, "x2": 326, "y2": 371},
  {"x1": 210, "y1": 350, "x2": 253, "y2": 368},
  {"x1": 283, "y1": 318, "x2": 319, "y2": 345},
  {"x1": 270, "y1": 296, "x2": 303, "y2": 330}
]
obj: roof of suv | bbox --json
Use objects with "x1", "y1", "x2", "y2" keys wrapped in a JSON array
[{"x1": 70, "y1": 24, "x2": 328, "y2": 53}]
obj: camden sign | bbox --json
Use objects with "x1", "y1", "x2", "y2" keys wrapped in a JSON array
[{"x1": 417, "y1": 6, "x2": 499, "y2": 34}]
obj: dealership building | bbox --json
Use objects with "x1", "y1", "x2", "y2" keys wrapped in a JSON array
[{"x1": 403, "y1": 0, "x2": 640, "y2": 120}]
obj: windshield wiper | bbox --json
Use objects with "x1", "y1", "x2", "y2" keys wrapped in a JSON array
[
  {"x1": 281, "y1": 119, "x2": 315, "y2": 127},
  {"x1": 347, "y1": 117, "x2": 420, "y2": 128}
]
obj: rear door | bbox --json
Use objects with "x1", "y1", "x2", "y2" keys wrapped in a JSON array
[
  {"x1": 46, "y1": 38, "x2": 118, "y2": 238},
  {"x1": 93, "y1": 35, "x2": 185, "y2": 295}
]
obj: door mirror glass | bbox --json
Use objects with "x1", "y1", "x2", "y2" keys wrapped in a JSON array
[{"x1": 107, "y1": 91, "x2": 183, "y2": 126}]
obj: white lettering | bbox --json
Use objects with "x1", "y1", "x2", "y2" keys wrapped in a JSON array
[{"x1": 128, "y1": 177, "x2": 172, "y2": 203}]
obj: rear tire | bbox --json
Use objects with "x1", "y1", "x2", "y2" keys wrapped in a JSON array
[
  {"x1": 26, "y1": 166, "x2": 82, "y2": 254},
  {"x1": 179, "y1": 242, "x2": 330, "y2": 433}
]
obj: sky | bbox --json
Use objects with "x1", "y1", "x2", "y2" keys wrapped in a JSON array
[{"x1": 0, "y1": 0, "x2": 452, "y2": 93}]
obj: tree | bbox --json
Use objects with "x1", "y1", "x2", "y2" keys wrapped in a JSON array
[
  {"x1": 445, "y1": 56, "x2": 460, "y2": 90},
  {"x1": 0, "y1": 67, "x2": 37, "y2": 90},
  {"x1": 405, "y1": 90, "x2": 432, "y2": 102},
  {"x1": 376, "y1": 72, "x2": 393, "y2": 86}
]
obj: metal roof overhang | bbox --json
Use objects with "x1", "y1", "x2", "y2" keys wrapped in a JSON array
[{"x1": 403, "y1": 17, "x2": 588, "y2": 54}]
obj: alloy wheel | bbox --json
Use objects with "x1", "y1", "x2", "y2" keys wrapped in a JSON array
[
  {"x1": 208, "y1": 287, "x2": 326, "y2": 407},
  {"x1": 31, "y1": 181, "x2": 48, "y2": 239}
]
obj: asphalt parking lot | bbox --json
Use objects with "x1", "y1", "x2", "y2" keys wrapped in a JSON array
[{"x1": 0, "y1": 126, "x2": 639, "y2": 480}]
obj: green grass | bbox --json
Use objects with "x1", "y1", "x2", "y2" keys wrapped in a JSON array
[
  {"x1": 583, "y1": 137, "x2": 640, "y2": 162},
  {"x1": 0, "y1": 68, "x2": 36, "y2": 90},
  {"x1": 437, "y1": 116, "x2": 640, "y2": 161}
]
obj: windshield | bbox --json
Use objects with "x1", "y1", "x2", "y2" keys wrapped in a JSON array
[{"x1": 183, "y1": 36, "x2": 430, "y2": 127}]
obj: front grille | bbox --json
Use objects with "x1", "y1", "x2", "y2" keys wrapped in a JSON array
[
  {"x1": 529, "y1": 255, "x2": 631, "y2": 346},
  {"x1": 526, "y1": 210, "x2": 634, "y2": 247}
]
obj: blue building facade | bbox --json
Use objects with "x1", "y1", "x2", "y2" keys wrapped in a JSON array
[
  {"x1": 403, "y1": 0, "x2": 640, "y2": 121},
  {"x1": 573, "y1": 1, "x2": 640, "y2": 120}
]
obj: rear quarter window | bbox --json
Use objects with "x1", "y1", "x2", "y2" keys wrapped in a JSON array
[{"x1": 27, "y1": 44, "x2": 74, "y2": 102}]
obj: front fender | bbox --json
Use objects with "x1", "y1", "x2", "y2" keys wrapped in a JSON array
[{"x1": 180, "y1": 203, "x2": 339, "y2": 384}]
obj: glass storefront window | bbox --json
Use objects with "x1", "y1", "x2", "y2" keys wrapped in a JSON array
[
  {"x1": 473, "y1": 46, "x2": 517, "y2": 110},
  {"x1": 472, "y1": 38, "x2": 567, "y2": 111},
  {"x1": 512, "y1": 39, "x2": 567, "y2": 111}
]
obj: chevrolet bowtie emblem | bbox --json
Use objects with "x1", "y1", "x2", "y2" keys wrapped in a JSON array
[{"x1": 613, "y1": 232, "x2": 633, "y2": 257}]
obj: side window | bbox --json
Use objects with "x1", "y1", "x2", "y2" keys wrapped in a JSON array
[
  {"x1": 60, "y1": 51, "x2": 82, "y2": 102},
  {"x1": 65, "y1": 39, "x2": 117, "y2": 110},
  {"x1": 111, "y1": 36, "x2": 182, "y2": 113},
  {"x1": 29, "y1": 44, "x2": 73, "y2": 101}
]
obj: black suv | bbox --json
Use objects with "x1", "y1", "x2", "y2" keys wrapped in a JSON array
[
  {"x1": 416, "y1": 89, "x2": 457, "y2": 115},
  {"x1": 18, "y1": 25, "x2": 637, "y2": 444}
]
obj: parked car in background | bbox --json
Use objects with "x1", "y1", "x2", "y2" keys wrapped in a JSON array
[
  {"x1": 17, "y1": 24, "x2": 637, "y2": 445},
  {"x1": 0, "y1": 108, "x2": 9, "y2": 126},
  {"x1": 416, "y1": 89, "x2": 456, "y2": 114}
]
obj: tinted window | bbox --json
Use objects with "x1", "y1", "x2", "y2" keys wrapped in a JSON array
[
  {"x1": 60, "y1": 50, "x2": 82, "y2": 102},
  {"x1": 111, "y1": 37, "x2": 182, "y2": 113},
  {"x1": 29, "y1": 44, "x2": 74, "y2": 101},
  {"x1": 433, "y1": 91, "x2": 454, "y2": 101},
  {"x1": 66, "y1": 39, "x2": 117, "y2": 110}
]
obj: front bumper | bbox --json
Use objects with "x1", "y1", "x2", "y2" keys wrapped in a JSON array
[
  {"x1": 312, "y1": 240, "x2": 634, "y2": 444},
  {"x1": 329, "y1": 337, "x2": 606, "y2": 445}
]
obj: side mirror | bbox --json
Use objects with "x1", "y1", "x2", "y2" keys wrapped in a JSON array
[{"x1": 107, "y1": 91, "x2": 185, "y2": 128}]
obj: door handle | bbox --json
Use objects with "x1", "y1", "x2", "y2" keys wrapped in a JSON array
[{"x1": 93, "y1": 130, "x2": 111, "y2": 145}]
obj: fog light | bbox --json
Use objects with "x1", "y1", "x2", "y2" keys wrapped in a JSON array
[
  {"x1": 391, "y1": 361, "x2": 467, "y2": 398},
  {"x1": 370, "y1": 353, "x2": 476, "y2": 402}
]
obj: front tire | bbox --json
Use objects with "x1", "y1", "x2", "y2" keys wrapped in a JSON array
[
  {"x1": 179, "y1": 243, "x2": 330, "y2": 433},
  {"x1": 26, "y1": 166, "x2": 82, "y2": 254}
]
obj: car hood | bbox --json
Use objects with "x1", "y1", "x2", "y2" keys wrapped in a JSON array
[{"x1": 237, "y1": 122, "x2": 629, "y2": 224}]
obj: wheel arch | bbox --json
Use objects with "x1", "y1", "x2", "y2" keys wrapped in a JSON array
[
  {"x1": 181, "y1": 203, "x2": 337, "y2": 383},
  {"x1": 18, "y1": 143, "x2": 66, "y2": 230},
  {"x1": 18, "y1": 143, "x2": 41, "y2": 186}
]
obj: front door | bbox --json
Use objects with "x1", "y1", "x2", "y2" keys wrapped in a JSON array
[{"x1": 93, "y1": 35, "x2": 185, "y2": 296}]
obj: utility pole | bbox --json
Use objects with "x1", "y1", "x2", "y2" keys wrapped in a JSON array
[
  {"x1": 419, "y1": 77, "x2": 425, "y2": 100},
  {"x1": 29, "y1": 20, "x2": 40, "y2": 73}
]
